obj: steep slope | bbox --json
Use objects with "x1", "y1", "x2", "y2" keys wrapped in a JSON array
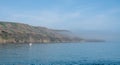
[{"x1": 0, "y1": 21, "x2": 82, "y2": 43}]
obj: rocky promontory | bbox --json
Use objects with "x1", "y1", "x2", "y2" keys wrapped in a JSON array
[{"x1": 0, "y1": 21, "x2": 83, "y2": 43}]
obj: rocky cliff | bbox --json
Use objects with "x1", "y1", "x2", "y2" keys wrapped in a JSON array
[{"x1": 0, "y1": 21, "x2": 82, "y2": 43}]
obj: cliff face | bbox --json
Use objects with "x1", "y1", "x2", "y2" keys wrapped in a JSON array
[{"x1": 0, "y1": 21, "x2": 82, "y2": 43}]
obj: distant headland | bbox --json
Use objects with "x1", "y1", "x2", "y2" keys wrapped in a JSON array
[{"x1": 0, "y1": 21, "x2": 104, "y2": 44}]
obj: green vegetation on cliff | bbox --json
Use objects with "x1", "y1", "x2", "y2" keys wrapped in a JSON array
[{"x1": 0, "y1": 21, "x2": 82, "y2": 43}]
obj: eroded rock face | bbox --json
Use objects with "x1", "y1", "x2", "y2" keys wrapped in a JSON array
[{"x1": 0, "y1": 21, "x2": 82, "y2": 44}]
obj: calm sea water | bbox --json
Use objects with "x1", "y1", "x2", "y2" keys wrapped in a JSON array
[{"x1": 0, "y1": 42, "x2": 120, "y2": 65}]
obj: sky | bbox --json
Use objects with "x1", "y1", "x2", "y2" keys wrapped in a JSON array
[{"x1": 0, "y1": 0, "x2": 120, "y2": 33}]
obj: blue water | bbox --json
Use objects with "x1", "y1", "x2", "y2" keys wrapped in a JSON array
[{"x1": 0, "y1": 42, "x2": 120, "y2": 65}]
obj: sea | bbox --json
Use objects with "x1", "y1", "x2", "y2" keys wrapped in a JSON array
[{"x1": 0, "y1": 42, "x2": 120, "y2": 65}]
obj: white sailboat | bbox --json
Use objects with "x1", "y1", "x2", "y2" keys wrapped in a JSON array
[
  {"x1": 29, "y1": 43, "x2": 32, "y2": 46},
  {"x1": 29, "y1": 36, "x2": 32, "y2": 46}
]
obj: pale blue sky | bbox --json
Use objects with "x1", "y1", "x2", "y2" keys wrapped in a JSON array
[{"x1": 0, "y1": 0, "x2": 120, "y2": 33}]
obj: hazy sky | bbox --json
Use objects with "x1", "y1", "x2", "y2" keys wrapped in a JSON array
[{"x1": 0, "y1": 0, "x2": 120, "y2": 32}]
